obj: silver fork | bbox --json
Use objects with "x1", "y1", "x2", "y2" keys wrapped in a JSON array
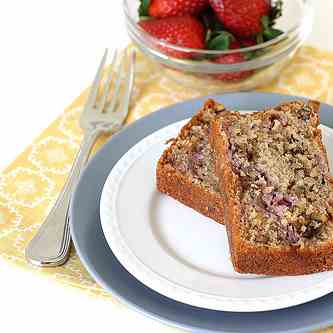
[{"x1": 25, "y1": 48, "x2": 136, "y2": 267}]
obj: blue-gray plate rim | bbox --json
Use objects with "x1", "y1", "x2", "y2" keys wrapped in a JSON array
[{"x1": 70, "y1": 92, "x2": 333, "y2": 333}]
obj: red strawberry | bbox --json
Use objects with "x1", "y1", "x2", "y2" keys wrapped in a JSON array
[
  {"x1": 209, "y1": 0, "x2": 271, "y2": 37},
  {"x1": 139, "y1": 16, "x2": 205, "y2": 59},
  {"x1": 213, "y1": 52, "x2": 254, "y2": 81},
  {"x1": 142, "y1": 0, "x2": 209, "y2": 18},
  {"x1": 230, "y1": 40, "x2": 241, "y2": 49},
  {"x1": 239, "y1": 37, "x2": 257, "y2": 47}
]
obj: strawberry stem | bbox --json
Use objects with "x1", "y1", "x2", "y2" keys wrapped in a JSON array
[
  {"x1": 256, "y1": 33, "x2": 264, "y2": 44},
  {"x1": 261, "y1": 16, "x2": 270, "y2": 30}
]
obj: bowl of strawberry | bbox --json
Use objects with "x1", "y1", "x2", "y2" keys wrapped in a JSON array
[{"x1": 124, "y1": 0, "x2": 313, "y2": 91}]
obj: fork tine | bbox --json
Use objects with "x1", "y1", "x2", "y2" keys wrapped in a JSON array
[
  {"x1": 115, "y1": 50, "x2": 136, "y2": 121},
  {"x1": 97, "y1": 49, "x2": 118, "y2": 113},
  {"x1": 106, "y1": 53, "x2": 125, "y2": 114},
  {"x1": 98, "y1": 50, "x2": 118, "y2": 112},
  {"x1": 82, "y1": 49, "x2": 108, "y2": 115}
]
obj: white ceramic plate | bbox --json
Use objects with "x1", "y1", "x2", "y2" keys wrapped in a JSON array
[{"x1": 100, "y1": 118, "x2": 333, "y2": 312}]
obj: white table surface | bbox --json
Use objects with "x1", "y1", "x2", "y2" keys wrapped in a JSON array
[{"x1": 0, "y1": 1, "x2": 332, "y2": 332}]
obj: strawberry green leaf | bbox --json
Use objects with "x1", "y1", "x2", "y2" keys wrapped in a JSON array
[
  {"x1": 245, "y1": 49, "x2": 264, "y2": 60},
  {"x1": 207, "y1": 31, "x2": 233, "y2": 50},
  {"x1": 139, "y1": 0, "x2": 150, "y2": 17},
  {"x1": 211, "y1": 19, "x2": 224, "y2": 32},
  {"x1": 244, "y1": 51, "x2": 256, "y2": 61},
  {"x1": 260, "y1": 14, "x2": 284, "y2": 43},
  {"x1": 263, "y1": 28, "x2": 283, "y2": 41}
]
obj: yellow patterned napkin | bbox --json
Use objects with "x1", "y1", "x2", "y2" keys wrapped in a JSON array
[{"x1": 1, "y1": 45, "x2": 333, "y2": 332}]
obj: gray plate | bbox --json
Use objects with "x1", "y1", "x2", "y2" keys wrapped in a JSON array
[{"x1": 70, "y1": 92, "x2": 333, "y2": 333}]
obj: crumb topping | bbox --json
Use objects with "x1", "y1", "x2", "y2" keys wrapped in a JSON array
[
  {"x1": 166, "y1": 102, "x2": 225, "y2": 192},
  {"x1": 225, "y1": 102, "x2": 333, "y2": 246}
]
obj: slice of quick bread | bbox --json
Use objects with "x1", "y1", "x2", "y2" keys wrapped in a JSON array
[
  {"x1": 210, "y1": 100, "x2": 333, "y2": 275},
  {"x1": 156, "y1": 100, "x2": 226, "y2": 223}
]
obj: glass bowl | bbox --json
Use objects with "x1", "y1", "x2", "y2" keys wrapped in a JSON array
[{"x1": 123, "y1": 0, "x2": 314, "y2": 93}]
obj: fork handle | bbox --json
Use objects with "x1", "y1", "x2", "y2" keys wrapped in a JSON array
[{"x1": 25, "y1": 130, "x2": 100, "y2": 267}]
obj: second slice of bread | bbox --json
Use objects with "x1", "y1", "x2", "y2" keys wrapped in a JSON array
[
  {"x1": 157, "y1": 100, "x2": 226, "y2": 223},
  {"x1": 210, "y1": 100, "x2": 333, "y2": 275}
]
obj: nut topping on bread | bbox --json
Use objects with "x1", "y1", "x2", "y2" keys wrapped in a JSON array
[
  {"x1": 223, "y1": 102, "x2": 333, "y2": 247},
  {"x1": 211, "y1": 100, "x2": 333, "y2": 275},
  {"x1": 156, "y1": 100, "x2": 227, "y2": 223}
]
